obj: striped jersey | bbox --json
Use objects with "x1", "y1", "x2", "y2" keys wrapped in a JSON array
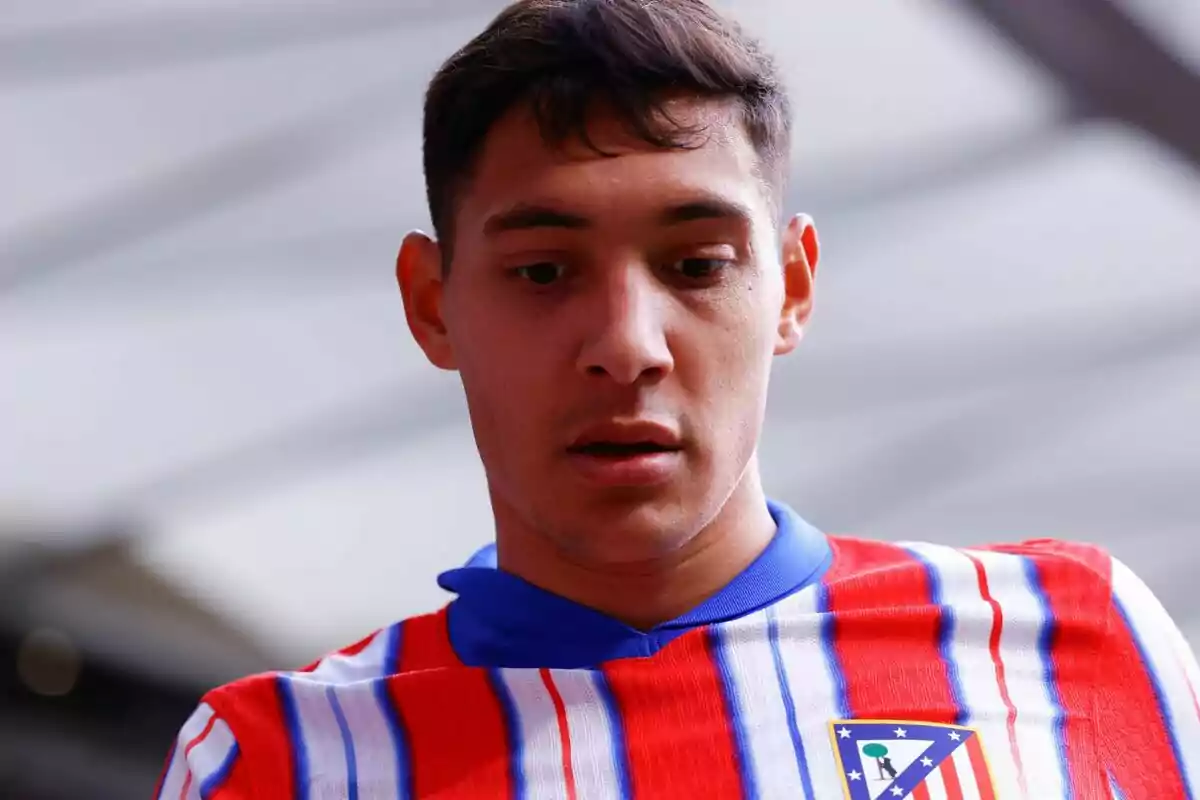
[{"x1": 157, "y1": 502, "x2": 1200, "y2": 799}]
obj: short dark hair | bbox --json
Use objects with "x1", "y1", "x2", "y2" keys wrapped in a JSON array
[{"x1": 421, "y1": 0, "x2": 792, "y2": 255}]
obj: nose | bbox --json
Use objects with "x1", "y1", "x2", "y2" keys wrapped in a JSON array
[{"x1": 575, "y1": 266, "x2": 674, "y2": 385}]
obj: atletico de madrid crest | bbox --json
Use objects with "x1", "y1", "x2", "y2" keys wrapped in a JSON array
[{"x1": 828, "y1": 720, "x2": 997, "y2": 799}]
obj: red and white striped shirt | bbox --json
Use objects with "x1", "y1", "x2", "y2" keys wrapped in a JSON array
[{"x1": 156, "y1": 510, "x2": 1200, "y2": 799}]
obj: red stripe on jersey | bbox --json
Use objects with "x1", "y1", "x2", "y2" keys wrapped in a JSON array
[
  {"x1": 178, "y1": 712, "x2": 218, "y2": 799},
  {"x1": 939, "y1": 755, "x2": 964, "y2": 799},
  {"x1": 398, "y1": 609, "x2": 461, "y2": 672},
  {"x1": 1096, "y1": 603, "x2": 1190, "y2": 797},
  {"x1": 911, "y1": 783, "x2": 931, "y2": 800},
  {"x1": 186, "y1": 712, "x2": 218, "y2": 751},
  {"x1": 389, "y1": 610, "x2": 508, "y2": 799},
  {"x1": 540, "y1": 669, "x2": 578, "y2": 800},
  {"x1": 964, "y1": 551, "x2": 1027, "y2": 794},
  {"x1": 388, "y1": 668, "x2": 513, "y2": 799},
  {"x1": 602, "y1": 628, "x2": 742, "y2": 798},
  {"x1": 208, "y1": 676, "x2": 297, "y2": 796},
  {"x1": 992, "y1": 542, "x2": 1111, "y2": 799},
  {"x1": 821, "y1": 539, "x2": 958, "y2": 722},
  {"x1": 965, "y1": 733, "x2": 995, "y2": 800},
  {"x1": 178, "y1": 764, "x2": 193, "y2": 797}
]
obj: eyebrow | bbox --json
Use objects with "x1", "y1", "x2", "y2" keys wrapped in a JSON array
[
  {"x1": 659, "y1": 198, "x2": 753, "y2": 226},
  {"x1": 482, "y1": 196, "x2": 753, "y2": 236},
  {"x1": 483, "y1": 204, "x2": 589, "y2": 235}
]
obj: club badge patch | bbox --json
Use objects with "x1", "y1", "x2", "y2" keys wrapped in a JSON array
[{"x1": 828, "y1": 720, "x2": 997, "y2": 799}]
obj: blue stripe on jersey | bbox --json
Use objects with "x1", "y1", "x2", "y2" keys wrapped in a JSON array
[
  {"x1": 199, "y1": 742, "x2": 239, "y2": 800},
  {"x1": 766, "y1": 605, "x2": 816, "y2": 800},
  {"x1": 1021, "y1": 557, "x2": 1073, "y2": 799},
  {"x1": 382, "y1": 622, "x2": 402, "y2": 677},
  {"x1": 817, "y1": 582, "x2": 851, "y2": 719},
  {"x1": 487, "y1": 669, "x2": 526, "y2": 800},
  {"x1": 1113, "y1": 595, "x2": 1195, "y2": 798},
  {"x1": 325, "y1": 687, "x2": 359, "y2": 800},
  {"x1": 276, "y1": 676, "x2": 311, "y2": 800},
  {"x1": 905, "y1": 547, "x2": 969, "y2": 725},
  {"x1": 591, "y1": 669, "x2": 633, "y2": 799},
  {"x1": 707, "y1": 626, "x2": 759, "y2": 800},
  {"x1": 373, "y1": 679, "x2": 413, "y2": 799}
]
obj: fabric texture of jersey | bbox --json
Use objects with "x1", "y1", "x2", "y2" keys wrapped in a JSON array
[{"x1": 156, "y1": 502, "x2": 1200, "y2": 799}]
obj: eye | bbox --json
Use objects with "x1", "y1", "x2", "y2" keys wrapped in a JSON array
[
  {"x1": 670, "y1": 257, "x2": 733, "y2": 281},
  {"x1": 513, "y1": 262, "x2": 566, "y2": 285}
]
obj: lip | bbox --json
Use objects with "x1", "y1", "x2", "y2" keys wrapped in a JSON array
[
  {"x1": 567, "y1": 419, "x2": 682, "y2": 450},
  {"x1": 565, "y1": 419, "x2": 683, "y2": 488},
  {"x1": 564, "y1": 448, "x2": 683, "y2": 488}
]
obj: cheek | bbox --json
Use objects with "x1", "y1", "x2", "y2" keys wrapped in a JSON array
[
  {"x1": 452, "y1": 320, "x2": 559, "y2": 444},
  {"x1": 681, "y1": 292, "x2": 777, "y2": 428},
  {"x1": 707, "y1": 290, "x2": 778, "y2": 377}
]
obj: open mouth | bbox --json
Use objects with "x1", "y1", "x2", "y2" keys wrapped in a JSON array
[
  {"x1": 564, "y1": 425, "x2": 683, "y2": 486},
  {"x1": 568, "y1": 441, "x2": 678, "y2": 458}
]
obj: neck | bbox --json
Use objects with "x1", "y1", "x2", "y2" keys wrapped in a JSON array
[{"x1": 493, "y1": 468, "x2": 777, "y2": 629}]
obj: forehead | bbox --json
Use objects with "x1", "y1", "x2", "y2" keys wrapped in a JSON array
[{"x1": 453, "y1": 99, "x2": 774, "y2": 240}]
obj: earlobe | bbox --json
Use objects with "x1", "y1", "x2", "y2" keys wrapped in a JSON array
[
  {"x1": 774, "y1": 214, "x2": 818, "y2": 356},
  {"x1": 396, "y1": 231, "x2": 457, "y2": 370}
]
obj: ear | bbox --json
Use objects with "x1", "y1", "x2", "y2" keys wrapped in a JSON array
[
  {"x1": 774, "y1": 213, "x2": 819, "y2": 356},
  {"x1": 396, "y1": 231, "x2": 457, "y2": 370}
]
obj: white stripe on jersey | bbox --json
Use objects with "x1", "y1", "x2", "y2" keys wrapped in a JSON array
[
  {"x1": 922, "y1": 759, "x2": 949, "y2": 800},
  {"x1": 285, "y1": 677, "x2": 349, "y2": 791},
  {"x1": 546, "y1": 669, "x2": 622, "y2": 800},
  {"x1": 186, "y1": 715, "x2": 237, "y2": 796},
  {"x1": 951, "y1": 742, "x2": 985, "y2": 800},
  {"x1": 966, "y1": 548, "x2": 1067, "y2": 797},
  {"x1": 328, "y1": 682, "x2": 405, "y2": 800},
  {"x1": 771, "y1": 584, "x2": 845, "y2": 795},
  {"x1": 157, "y1": 703, "x2": 217, "y2": 799},
  {"x1": 305, "y1": 626, "x2": 392, "y2": 684},
  {"x1": 711, "y1": 608, "x2": 808, "y2": 797},
  {"x1": 158, "y1": 747, "x2": 188, "y2": 800},
  {"x1": 913, "y1": 745, "x2": 986, "y2": 800},
  {"x1": 496, "y1": 668, "x2": 571, "y2": 800},
  {"x1": 1165, "y1": 620, "x2": 1200, "y2": 719},
  {"x1": 902, "y1": 543, "x2": 1024, "y2": 798},
  {"x1": 1111, "y1": 557, "x2": 1200, "y2": 792}
]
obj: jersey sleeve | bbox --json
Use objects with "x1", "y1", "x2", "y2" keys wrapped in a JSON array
[
  {"x1": 154, "y1": 702, "x2": 252, "y2": 799},
  {"x1": 1096, "y1": 556, "x2": 1200, "y2": 797}
]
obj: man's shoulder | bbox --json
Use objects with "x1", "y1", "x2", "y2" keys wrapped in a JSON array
[
  {"x1": 202, "y1": 606, "x2": 451, "y2": 718},
  {"x1": 822, "y1": 533, "x2": 1117, "y2": 600}
]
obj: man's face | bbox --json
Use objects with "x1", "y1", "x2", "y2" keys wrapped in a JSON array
[{"x1": 400, "y1": 99, "x2": 814, "y2": 564}]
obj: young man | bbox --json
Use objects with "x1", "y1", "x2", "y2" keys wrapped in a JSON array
[{"x1": 157, "y1": 1, "x2": 1200, "y2": 798}]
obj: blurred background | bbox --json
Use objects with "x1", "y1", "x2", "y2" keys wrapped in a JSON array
[{"x1": 2, "y1": 0, "x2": 1199, "y2": 796}]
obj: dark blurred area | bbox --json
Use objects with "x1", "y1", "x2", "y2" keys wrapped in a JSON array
[{"x1": 2, "y1": 0, "x2": 1199, "y2": 796}]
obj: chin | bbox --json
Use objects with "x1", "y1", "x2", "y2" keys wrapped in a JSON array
[{"x1": 552, "y1": 488, "x2": 703, "y2": 563}]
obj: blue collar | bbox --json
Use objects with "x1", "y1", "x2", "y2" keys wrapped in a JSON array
[{"x1": 437, "y1": 500, "x2": 832, "y2": 668}]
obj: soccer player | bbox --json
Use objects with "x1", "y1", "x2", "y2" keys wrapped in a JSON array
[{"x1": 156, "y1": 1, "x2": 1200, "y2": 798}]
